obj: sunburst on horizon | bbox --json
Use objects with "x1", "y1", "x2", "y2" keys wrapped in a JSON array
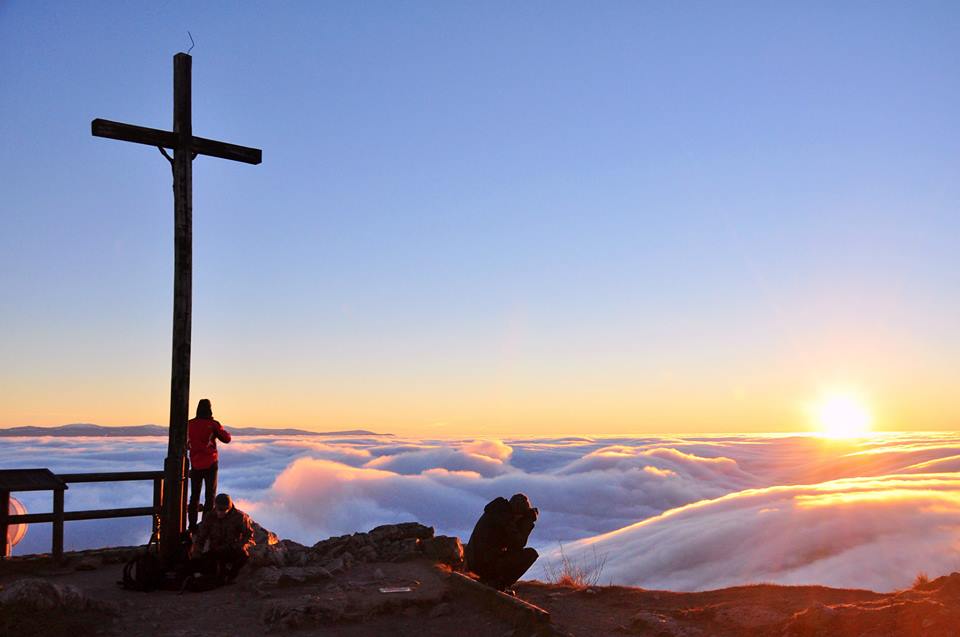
[{"x1": 812, "y1": 392, "x2": 874, "y2": 439}]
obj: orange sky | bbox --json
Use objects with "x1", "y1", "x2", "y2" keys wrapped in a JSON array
[{"x1": 3, "y1": 362, "x2": 957, "y2": 437}]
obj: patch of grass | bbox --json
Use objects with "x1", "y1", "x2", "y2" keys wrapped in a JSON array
[
  {"x1": 913, "y1": 572, "x2": 930, "y2": 589},
  {"x1": 543, "y1": 544, "x2": 607, "y2": 589}
]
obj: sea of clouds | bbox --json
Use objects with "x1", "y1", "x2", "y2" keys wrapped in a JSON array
[{"x1": 4, "y1": 432, "x2": 960, "y2": 592}]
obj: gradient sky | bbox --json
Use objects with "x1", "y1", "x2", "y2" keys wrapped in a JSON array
[{"x1": 1, "y1": 2, "x2": 958, "y2": 435}]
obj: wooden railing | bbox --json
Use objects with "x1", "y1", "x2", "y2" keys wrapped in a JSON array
[{"x1": 5, "y1": 471, "x2": 164, "y2": 560}]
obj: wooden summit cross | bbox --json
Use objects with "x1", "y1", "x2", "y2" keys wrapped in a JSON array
[{"x1": 92, "y1": 52, "x2": 261, "y2": 564}]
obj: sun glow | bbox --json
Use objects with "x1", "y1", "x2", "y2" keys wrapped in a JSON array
[{"x1": 813, "y1": 393, "x2": 874, "y2": 439}]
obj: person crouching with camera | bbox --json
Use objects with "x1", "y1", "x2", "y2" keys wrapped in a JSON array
[{"x1": 465, "y1": 493, "x2": 539, "y2": 591}]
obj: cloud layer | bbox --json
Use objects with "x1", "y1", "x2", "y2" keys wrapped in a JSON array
[
  {"x1": 550, "y1": 472, "x2": 960, "y2": 592},
  {"x1": 3, "y1": 432, "x2": 960, "y2": 591}
]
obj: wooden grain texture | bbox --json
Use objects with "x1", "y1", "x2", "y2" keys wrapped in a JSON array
[
  {"x1": 0, "y1": 468, "x2": 68, "y2": 491},
  {"x1": 191, "y1": 135, "x2": 261, "y2": 164},
  {"x1": 152, "y1": 477, "x2": 163, "y2": 539},
  {"x1": 9, "y1": 506, "x2": 157, "y2": 524},
  {"x1": 52, "y1": 489, "x2": 64, "y2": 560},
  {"x1": 90, "y1": 51, "x2": 261, "y2": 565},
  {"x1": 91, "y1": 119, "x2": 177, "y2": 148},
  {"x1": 58, "y1": 471, "x2": 164, "y2": 483},
  {"x1": 4, "y1": 471, "x2": 163, "y2": 556},
  {"x1": 160, "y1": 51, "x2": 193, "y2": 565},
  {"x1": 92, "y1": 119, "x2": 261, "y2": 164},
  {"x1": 448, "y1": 571, "x2": 558, "y2": 633}
]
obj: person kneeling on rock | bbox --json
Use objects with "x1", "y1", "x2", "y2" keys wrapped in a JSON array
[
  {"x1": 465, "y1": 493, "x2": 539, "y2": 590},
  {"x1": 189, "y1": 493, "x2": 255, "y2": 584}
]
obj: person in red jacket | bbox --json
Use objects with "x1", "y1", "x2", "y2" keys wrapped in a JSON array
[{"x1": 187, "y1": 398, "x2": 232, "y2": 530}]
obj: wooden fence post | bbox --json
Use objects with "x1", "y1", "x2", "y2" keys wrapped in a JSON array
[
  {"x1": 52, "y1": 489, "x2": 65, "y2": 561},
  {"x1": 0, "y1": 489, "x2": 9, "y2": 558},
  {"x1": 153, "y1": 477, "x2": 163, "y2": 539}
]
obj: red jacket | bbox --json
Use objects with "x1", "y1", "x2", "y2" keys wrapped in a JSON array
[{"x1": 187, "y1": 418, "x2": 232, "y2": 469}]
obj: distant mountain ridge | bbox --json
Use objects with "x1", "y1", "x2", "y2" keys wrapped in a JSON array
[{"x1": 0, "y1": 423, "x2": 389, "y2": 437}]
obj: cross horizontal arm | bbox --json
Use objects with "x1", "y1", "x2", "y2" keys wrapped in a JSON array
[
  {"x1": 92, "y1": 118, "x2": 176, "y2": 149},
  {"x1": 190, "y1": 135, "x2": 262, "y2": 165},
  {"x1": 92, "y1": 118, "x2": 262, "y2": 165}
]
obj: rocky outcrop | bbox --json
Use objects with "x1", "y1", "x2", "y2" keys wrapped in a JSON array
[
  {"x1": 251, "y1": 521, "x2": 463, "y2": 570},
  {"x1": 0, "y1": 578, "x2": 114, "y2": 613},
  {"x1": 252, "y1": 519, "x2": 280, "y2": 547},
  {"x1": 247, "y1": 521, "x2": 464, "y2": 594},
  {"x1": 421, "y1": 535, "x2": 465, "y2": 570},
  {"x1": 312, "y1": 522, "x2": 435, "y2": 563}
]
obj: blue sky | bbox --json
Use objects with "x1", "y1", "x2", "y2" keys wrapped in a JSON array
[{"x1": 1, "y1": 2, "x2": 958, "y2": 433}]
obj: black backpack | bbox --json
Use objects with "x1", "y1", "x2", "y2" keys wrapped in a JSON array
[
  {"x1": 180, "y1": 571, "x2": 225, "y2": 593},
  {"x1": 120, "y1": 533, "x2": 164, "y2": 592}
]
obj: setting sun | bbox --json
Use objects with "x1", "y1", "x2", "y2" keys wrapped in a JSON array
[{"x1": 814, "y1": 393, "x2": 874, "y2": 438}]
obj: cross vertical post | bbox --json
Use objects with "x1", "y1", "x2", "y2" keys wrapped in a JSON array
[
  {"x1": 92, "y1": 52, "x2": 261, "y2": 566},
  {"x1": 160, "y1": 52, "x2": 194, "y2": 564}
]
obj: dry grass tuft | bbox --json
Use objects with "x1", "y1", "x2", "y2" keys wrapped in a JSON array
[
  {"x1": 913, "y1": 572, "x2": 930, "y2": 589},
  {"x1": 544, "y1": 544, "x2": 607, "y2": 589}
]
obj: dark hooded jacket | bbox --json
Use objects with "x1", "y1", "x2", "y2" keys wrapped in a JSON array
[
  {"x1": 194, "y1": 505, "x2": 255, "y2": 555},
  {"x1": 465, "y1": 497, "x2": 536, "y2": 573}
]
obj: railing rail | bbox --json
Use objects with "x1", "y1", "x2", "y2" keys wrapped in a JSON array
[{"x1": 3, "y1": 470, "x2": 164, "y2": 560}]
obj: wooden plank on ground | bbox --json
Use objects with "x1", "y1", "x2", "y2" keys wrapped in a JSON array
[{"x1": 448, "y1": 570, "x2": 573, "y2": 636}]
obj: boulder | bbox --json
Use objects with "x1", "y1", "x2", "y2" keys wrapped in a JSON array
[
  {"x1": 252, "y1": 519, "x2": 280, "y2": 546},
  {"x1": 255, "y1": 521, "x2": 460, "y2": 577},
  {"x1": 324, "y1": 556, "x2": 347, "y2": 576},
  {"x1": 248, "y1": 542, "x2": 287, "y2": 568},
  {"x1": 368, "y1": 522, "x2": 434, "y2": 542},
  {"x1": 421, "y1": 535, "x2": 464, "y2": 569},
  {"x1": 0, "y1": 578, "x2": 112, "y2": 613},
  {"x1": 310, "y1": 523, "x2": 435, "y2": 566},
  {"x1": 355, "y1": 544, "x2": 379, "y2": 562},
  {"x1": 313, "y1": 533, "x2": 350, "y2": 554},
  {"x1": 247, "y1": 520, "x2": 289, "y2": 568},
  {"x1": 279, "y1": 538, "x2": 312, "y2": 566}
]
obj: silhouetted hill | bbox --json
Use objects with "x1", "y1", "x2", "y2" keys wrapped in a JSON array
[{"x1": 0, "y1": 423, "x2": 389, "y2": 437}]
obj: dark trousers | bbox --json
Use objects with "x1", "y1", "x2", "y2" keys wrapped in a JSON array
[
  {"x1": 188, "y1": 462, "x2": 218, "y2": 529},
  {"x1": 476, "y1": 547, "x2": 539, "y2": 590},
  {"x1": 203, "y1": 547, "x2": 248, "y2": 582},
  {"x1": 182, "y1": 548, "x2": 248, "y2": 590}
]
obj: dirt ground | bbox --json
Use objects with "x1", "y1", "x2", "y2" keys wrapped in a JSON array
[
  {"x1": 521, "y1": 577, "x2": 960, "y2": 637},
  {"x1": 0, "y1": 558, "x2": 515, "y2": 637},
  {"x1": 5, "y1": 553, "x2": 960, "y2": 636},
  {"x1": 516, "y1": 580, "x2": 888, "y2": 636}
]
